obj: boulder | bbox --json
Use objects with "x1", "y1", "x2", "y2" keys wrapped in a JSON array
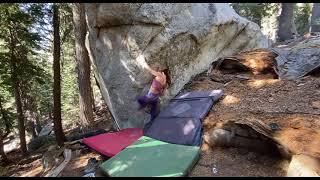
[
  {"x1": 271, "y1": 37, "x2": 320, "y2": 79},
  {"x1": 84, "y1": 3, "x2": 271, "y2": 129},
  {"x1": 287, "y1": 155, "x2": 320, "y2": 177}
]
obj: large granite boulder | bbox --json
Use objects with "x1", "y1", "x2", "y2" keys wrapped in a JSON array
[{"x1": 84, "y1": 3, "x2": 271, "y2": 129}]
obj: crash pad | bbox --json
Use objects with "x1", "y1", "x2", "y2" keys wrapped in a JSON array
[
  {"x1": 173, "y1": 89, "x2": 223, "y2": 101},
  {"x1": 158, "y1": 98, "x2": 213, "y2": 119},
  {"x1": 158, "y1": 90, "x2": 223, "y2": 119},
  {"x1": 144, "y1": 117, "x2": 203, "y2": 146},
  {"x1": 82, "y1": 128, "x2": 143, "y2": 157},
  {"x1": 100, "y1": 136, "x2": 200, "y2": 177},
  {"x1": 144, "y1": 90, "x2": 223, "y2": 146}
]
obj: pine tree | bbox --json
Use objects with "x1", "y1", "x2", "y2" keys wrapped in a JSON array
[
  {"x1": 72, "y1": 3, "x2": 94, "y2": 128},
  {"x1": 278, "y1": 3, "x2": 297, "y2": 41},
  {"x1": 0, "y1": 3, "x2": 45, "y2": 155},
  {"x1": 52, "y1": 3, "x2": 65, "y2": 146}
]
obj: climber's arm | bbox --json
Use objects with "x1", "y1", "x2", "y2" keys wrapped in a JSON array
[
  {"x1": 148, "y1": 68, "x2": 162, "y2": 77},
  {"x1": 137, "y1": 54, "x2": 162, "y2": 77}
]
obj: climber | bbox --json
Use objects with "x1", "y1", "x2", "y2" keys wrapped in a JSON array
[{"x1": 137, "y1": 67, "x2": 170, "y2": 121}]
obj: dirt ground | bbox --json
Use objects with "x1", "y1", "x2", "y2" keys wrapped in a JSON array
[
  {"x1": 185, "y1": 71, "x2": 320, "y2": 132},
  {"x1": 185, "y1": 68, "x2": 320, "y2": 177},
  {"x1": 2, "y1": 66, "x2": 319, "y2": 177},
  {"x1": 59, "y1": 149, "x2": 107, "y2": 177},
  {"x1": 190, "y1": 147, "x2": 289, "y2": 177}
]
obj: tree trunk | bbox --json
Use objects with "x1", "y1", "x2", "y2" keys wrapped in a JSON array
[
  {"x1": 311, "y1": 3, "x2": 320, "y2": 32},
  {"x1": 9, "y1": 32, "x2": 27, "y2": 155},
  {"x1": 49, "y1": 111, "x2": 53, "y2": 120},
  {"x1": 35, "y1": 111, "x2": 42, "y2": 135},
  {"x1": 0, "y1": 138, "x2": 9, "y2": 163},
  {"x1": 53, "y1": 3, "x2": 65, "y2": 146},
  {"x1": 0, "y1": 97, "x2": 11, "y2": 163},
  {"x1": 12, "y1": 75, "x2": 27, "y2": 154},
  {"x1": 22, "y1": 92, "x2": 39, "y2": 138},
  {"x1": 278, "y1": 3, "x2": 296, "y2": 41},
  {"x1": 72, "y1": 3, "x2": 94, "y2": 127},
  {"x1": 27, "y1": 120, "x2": 37, "y2": 139}
]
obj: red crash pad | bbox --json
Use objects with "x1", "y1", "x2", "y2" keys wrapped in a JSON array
[{"x1": 82, "y1": 128, "x2": 143, "y2": 157}]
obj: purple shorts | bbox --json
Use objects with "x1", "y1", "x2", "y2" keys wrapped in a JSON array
[{"x1": 137, "y1": 91, "x2": 160, "y2": 120}]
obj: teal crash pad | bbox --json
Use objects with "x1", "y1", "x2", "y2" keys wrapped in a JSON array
[{"x1": 100, "y1": 136, "x2": 200, "y2": 177}]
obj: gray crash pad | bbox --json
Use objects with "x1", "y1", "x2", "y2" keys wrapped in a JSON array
[
  {"x1": 173, "y1": 89, "x2": 223, "y2": 101},
  {"x1": 158, "y1": 90, "x2": 223, "y2": 119},
  {"x1": 144, "y1": 117, "x2": 203, "y2": 146},
  {"x1": 158, "y1": 98, "x2": 213, "y2": 119}
]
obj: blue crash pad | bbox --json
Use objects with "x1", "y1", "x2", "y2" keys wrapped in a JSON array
[
  {"x1": 144, "y1": 90, "x2": 223, "y2": 146},
  {"x1": 144, "y1": 117, "x2": 203, "y2": 146}
]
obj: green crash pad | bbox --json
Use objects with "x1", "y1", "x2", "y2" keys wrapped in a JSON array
[{"x1": 100, "y1": 136, "x2": 200, "y2": 177}]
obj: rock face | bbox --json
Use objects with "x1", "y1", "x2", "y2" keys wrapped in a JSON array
[
  {"x1": 271, "y1": 37, "x2": 320, "y2": 79},
  {"x1": 84, "y1": 3, "x2": 271, "y2": 129}
]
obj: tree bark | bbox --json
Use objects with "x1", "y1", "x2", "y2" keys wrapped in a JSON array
[
  {"x1": 72, "y1": 3, "x2": 94, "y2": 127},
  {"x1": 27, "y1": 120, "x2": 37, "y2": 139},
  {"x1": 53, "y1": 3, "x2": 65, "y2": 146},
  {"x1": 278, "y1": 3, "x2": 297, "y2": 41},
  {"x1": 21, "y1": 91, "x2": 40, "y2": 138},
  {"x1": 0, "y1": 97, "x2": 10, "y2": 139},
  {"x1": 7, "y1": 81, "x2": 26, "y2": 156},
  {"x1": 310, "y1": 3, "x2": 320, "y2": 32},
  {"x1": 0, "y1": 138, "x2": 9, "y2": 163},
  {"x1": 35, "y1": 111, "x2": 42, "y2": 135},
  {"x1": 0, "y1": 97, "x2": 11, "y2": 162},
  {"x1": 9, "y1": 31, "x2": 27, "y2": 155}
]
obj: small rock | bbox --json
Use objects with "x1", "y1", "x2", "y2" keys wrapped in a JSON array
[
  {"x1": 269, "y1": 123, "x2": 281, "y2": 131},
  {"x1": 84, "y1": 158, "x2": 99, "y2": 174},
  {"x1": 212, "y1": 165, "x2": 218, "y2": 175},
  {"x1": 206, "y1": 129, "x2": 233, "y2": 147}
]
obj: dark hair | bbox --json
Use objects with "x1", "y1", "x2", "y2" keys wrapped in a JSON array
[{"x1": 163, "y1": 69, "x2": 171, "y2": 87}]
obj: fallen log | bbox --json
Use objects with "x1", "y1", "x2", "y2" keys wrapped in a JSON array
[{"x1": 45, "y1": 149, "x2": 72, "y2": 177}]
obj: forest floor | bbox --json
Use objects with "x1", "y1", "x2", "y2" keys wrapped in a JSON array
[
  {"x1": 186, "y1": 69, "x2": 319, "y2": 176},
  {"x1": 1, "y1": 107, "x2": 114, "y2": 177},
  {"x1": 2, "y1": 66, "x2": 320, "y2": 177}
]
